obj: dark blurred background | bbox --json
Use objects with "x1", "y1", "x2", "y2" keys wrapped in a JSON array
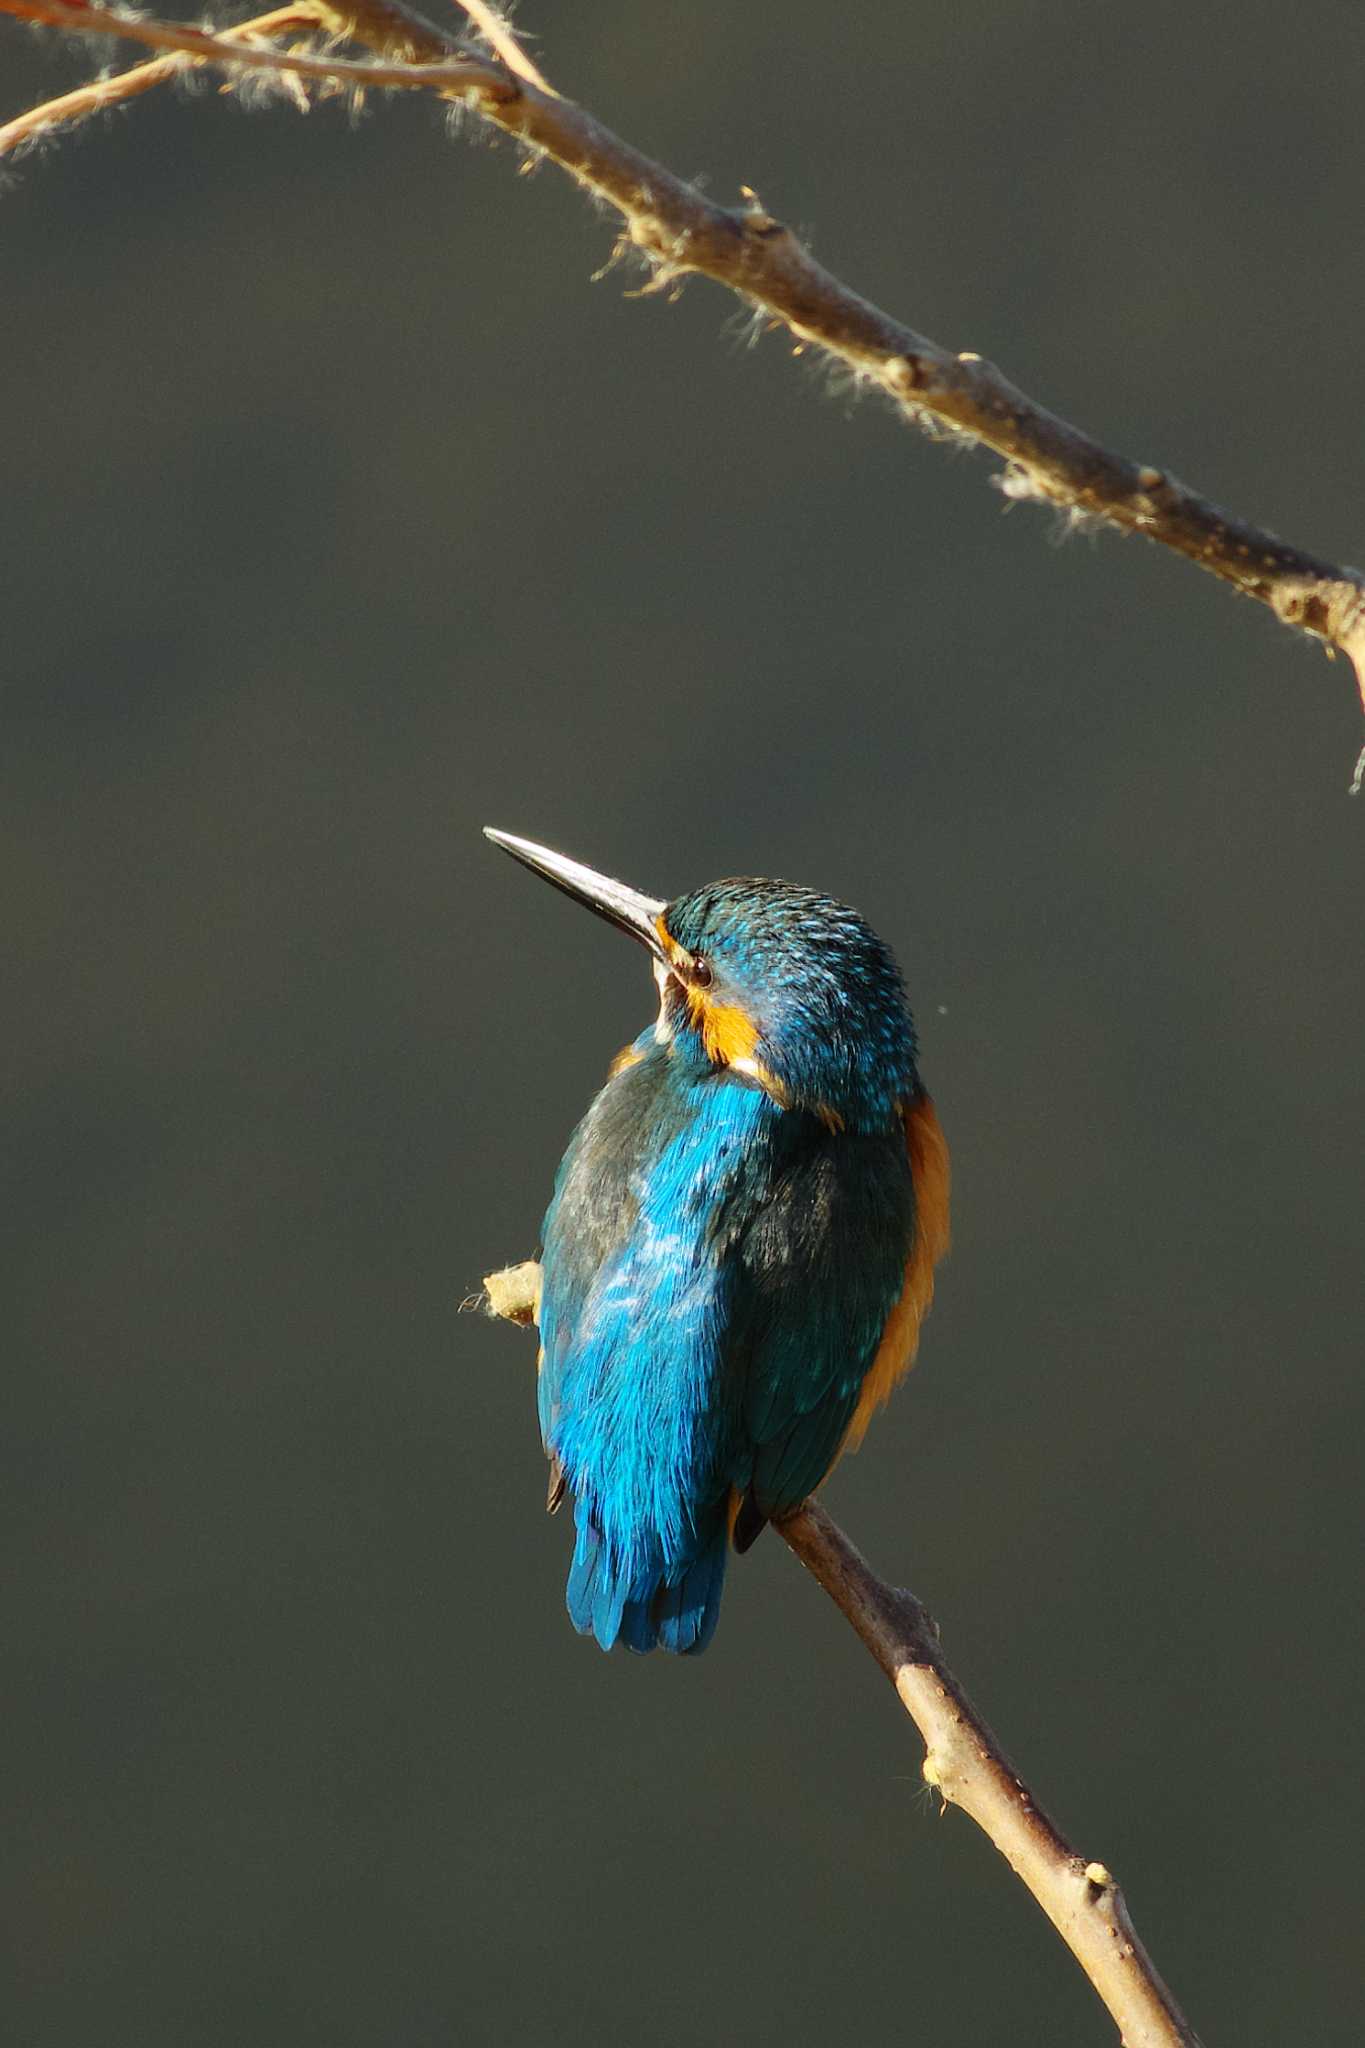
[{"x1": 4, "y1": 3, "x2": 1363, "y2": 2042}]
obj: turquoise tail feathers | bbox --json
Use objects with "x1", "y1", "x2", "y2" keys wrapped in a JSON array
[
  {"x1": 652, "y1": 1537, "x2": 727, "y2": 1655},
  {"x1": 566, "y1": 1502, "x2": 728, "y2": 1656}
]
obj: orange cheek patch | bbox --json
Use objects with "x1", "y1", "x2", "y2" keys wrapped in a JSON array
[
  {"x1": 657, "y1": 915, "x2": 791, "y2": 1106},
  {"x1": 695, "y1": 998, "x2": 760, "y2": 1068},
  {"x1": 841, "y1": 1093, "x2": 951, "y2": 1455},
  {"x1": 688, "y1": 990, "x2": 793, "y2": 1107}
]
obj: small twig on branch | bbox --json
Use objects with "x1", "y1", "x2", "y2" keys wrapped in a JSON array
[
  {"x1": 5, "y1": 0, "x2": 1363, "y2": 782},
  {"x1": 482, "y1": 1257, "x2": 1204, "y2": 2048},
  {"x1": 0, "y1": 4, "x2": 320, "y2": 154},
  {"x1": 0, "y1": 0, "x2": 503, "y2": 97},
  {"x1": 450, "y1": 0, "x2": 552, "y2": 95}
]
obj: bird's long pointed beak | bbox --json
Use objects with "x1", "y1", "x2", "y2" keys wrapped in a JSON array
[{"x1": 484, "y1": 829, "x2": 669, "y2": 961}]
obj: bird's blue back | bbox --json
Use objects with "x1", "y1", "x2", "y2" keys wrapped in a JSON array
[{"x1": 540, "y1": 1016, "x2": 919, "y2": 1653}]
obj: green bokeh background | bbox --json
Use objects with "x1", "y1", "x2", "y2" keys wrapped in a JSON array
[{"x1": 5, "y1": 4, "x2": 1362, "y2": 2042}]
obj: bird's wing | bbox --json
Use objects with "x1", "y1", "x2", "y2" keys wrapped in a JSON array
[
  {"x1": 536, "y1": 1050, "x2": 774, "y2": 1530},
  {"x1": 731, "y1": 1095, "x2": 949, "y2": 1542}
]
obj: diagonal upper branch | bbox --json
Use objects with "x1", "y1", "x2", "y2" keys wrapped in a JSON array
[
  {"x1": 481, "y1": 1256, "x2": 1204, "y2": 2048},
  {"x1": 4, "y1": 0, "x2": 1364, "y2": 785}
]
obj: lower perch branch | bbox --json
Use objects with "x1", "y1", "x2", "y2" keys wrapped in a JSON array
[
  {"x1": 483, "y1": 1258, "x2": 1203, "y2": 2048},
  {"x1": 780, "y1": 1502, "x2": 1201, "y2": 2048}
]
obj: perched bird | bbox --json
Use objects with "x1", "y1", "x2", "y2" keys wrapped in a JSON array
[{"x1": 485, "y1": 828, "x2": 950, "y2": 1655}]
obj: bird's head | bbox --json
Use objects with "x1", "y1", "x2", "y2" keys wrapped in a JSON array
[{"x1": 486, "y1": 830, "x2": 918, "y2": 1133}]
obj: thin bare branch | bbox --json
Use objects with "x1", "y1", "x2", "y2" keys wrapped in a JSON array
[
  {"x1": 782, "y1": 1504, "x2": 1202, "y2": 2048},
  {"x1": 5, "y1": 0, "x2": 1363, "y2": 776},
  {"x1": 0, "y1": 5, "x2": 319, "y2": 156},
  {"x1": 0, "y1": 0, "x2": 506, "y2": 93},
  {"x1": 482, "y1": 1257, "x2": 1204, "y2": 2048}
]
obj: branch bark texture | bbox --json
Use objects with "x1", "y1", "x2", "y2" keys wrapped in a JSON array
[
  {"x1": 4, "y1": 0, "x2": 1364, "y2": 782},
  {"x1": 783, "y1": 1503, "x2": 1201, "y2": 2048},
  {"x1": 482, "y1": 1257, "x2": 1203, "y2": 2048}
]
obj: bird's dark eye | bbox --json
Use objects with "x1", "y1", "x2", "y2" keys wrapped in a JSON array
[{"x1": 690, "y1": 955, "x2": 713, "y2": 989}]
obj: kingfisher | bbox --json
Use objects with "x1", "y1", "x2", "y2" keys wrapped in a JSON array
[{"x1": 485, "y1": 828, "x2": 950, "y2": 1655}]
